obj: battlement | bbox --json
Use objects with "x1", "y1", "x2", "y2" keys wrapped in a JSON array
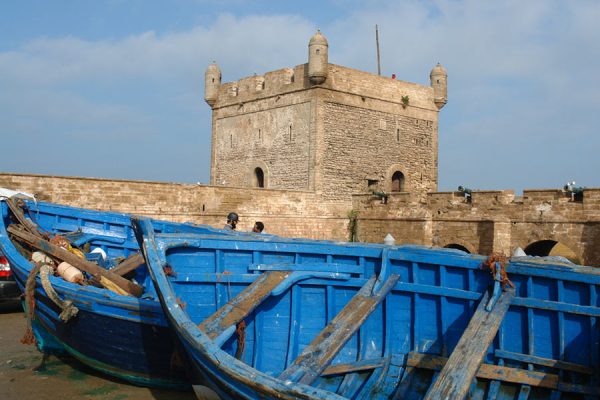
[
  {"x1": 211, "y1": 63, "x2": 436, "y2": 111},
  {"x1": 214, "y1": 65, "x2": 308, "y2": 107}
]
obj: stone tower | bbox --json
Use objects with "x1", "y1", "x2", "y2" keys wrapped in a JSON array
[
  {"x1": 430, "y1": 63, "x2": 447, "y2": 110},
  {"x1": 206, "y1": 32, "x2": 447, "y2": 201},
  {"x1": 204, "y1": 62, "x2": 221, "y2": 107},
  {"x1": 308, "y1": 30, "x2": 328, "y2": 85}
]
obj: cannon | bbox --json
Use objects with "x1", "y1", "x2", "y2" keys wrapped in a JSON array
[{"x1": 563, "y1": 181, "x2": 585, "y2": 201}]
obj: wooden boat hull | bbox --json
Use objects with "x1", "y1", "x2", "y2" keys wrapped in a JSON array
[
  {"x1": 0, "y1": 200, "x2": 230, "y2": 388},
  {"x1": 135, "y1": 217, "x2": 600, "y2": 399}
]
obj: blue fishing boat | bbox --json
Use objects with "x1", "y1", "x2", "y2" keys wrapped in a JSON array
[
  {"x1": 0, "y1": 197, "x2": 233, "y2": 388},
  {"x1": 135, "y1": 217, "x2": 600, "y2": 399}
]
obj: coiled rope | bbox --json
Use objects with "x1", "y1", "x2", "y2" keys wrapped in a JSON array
[
  {"x1": 21, "y1": 262, "x2": 44, "y2": 345},
  {"x1": 39, "y1": 264, "x2": 79, "y2": 322},
  {"x1": 20, "y1": 262, "x2": 79, "y2": 345}
]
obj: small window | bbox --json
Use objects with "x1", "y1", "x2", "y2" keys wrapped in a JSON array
[
  {"x1": 289, "y1": 125, "x2": 293, "y2": 141},
  {"x1": 254, "y1": 168, "x2": 264, "y2": 188},
  {"x1": 391, "y1": 171, "x2": 405, "y2": 192},
  {"x1": 316, "y1": 49, "x2": 320, "y2": 55},
  {"x1": 396, "y1": 128, "x2": 400, "y2": 142}
]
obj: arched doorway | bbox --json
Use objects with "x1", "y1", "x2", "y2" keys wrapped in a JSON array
[
  {"x1": 524, "y1": 240, "x2": 580, "y2": 264},
  {"x1": 391, "y1": 171, "x2": 405, "y2": 192},
  {"x1": 444, "y1": 244, "x2": 471, "y2": 253},
  {"x1": 254, "y1": 167, "x2": 264, "y2": 188}
]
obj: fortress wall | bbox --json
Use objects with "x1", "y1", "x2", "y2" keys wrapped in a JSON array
[
  {"x1": 211, "y1": 88, "x2": 315, "y2": 190},
  {"x1": 353, "y1": 189, "x2": 600, "y2": 265},
  {"x1": 0, "y1": 173, "x2": 350, "y2": 240},
  {"x1": 1, "y1": 173, "x2": 598, "y2": 265},
  {"x1": 319, "y1": 99, "x2": 437, "y2": 200}
]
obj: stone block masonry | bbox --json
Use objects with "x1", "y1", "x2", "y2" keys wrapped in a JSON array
[
  {"x1": 353, "y1": 189, "x2": 600, "y2": 266},
  {"x1": 0, "y1": 173, "x2": 350, "y2": 240}
]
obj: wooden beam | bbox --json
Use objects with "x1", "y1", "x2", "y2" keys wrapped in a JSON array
[
  {"x1": 199, "y1": 271, "x2": 290, "y2": 340},
  {"x1": 7, "y1": 224, "x2": 143, "y2": 297},
  {"x1": 425, "y1": 288, "x2": 514, "y2": 400},
  {"x1": 408, "y1": 353, "x2": 600, "y2": 396},
  {"x1": 5, "y1": 197, "x2": 49, "y2": 239},
  {"x1": 321, "y1": 357, "x2": 387, "y2": 377},
  {"x1": 110, "y1": 253, "x2": 145, "y2": 276},
  {"x1": 495, "y1": 349, "x2": 593, "y2": 375},
  {"x1": 279, "y1": 274, "x2": 399, "y2": 385}
]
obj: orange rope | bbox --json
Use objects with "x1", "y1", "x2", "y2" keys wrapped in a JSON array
[{"x1": 481, "y1": 252, "x2": 515, "y2": 289}]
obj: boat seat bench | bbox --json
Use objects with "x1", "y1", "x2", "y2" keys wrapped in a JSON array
[
  {"x1": 199, "y1": 271, "x2": 290, "y2": 340},
  {"x1": 424, "y1": 287, "x2": 514, "y2": 399}
]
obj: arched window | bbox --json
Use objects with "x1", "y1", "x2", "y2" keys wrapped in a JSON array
[
  {"x1": 391, "y1": 171, "x2": 405, "y2": 192},
  {"x1": 254, "y1": 168, "x2": 264, "y2": 188}
]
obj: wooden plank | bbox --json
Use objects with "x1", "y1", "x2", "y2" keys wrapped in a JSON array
[
  {"x1": 7, "y1": 224, "x2": 143, "y2": 297},
  {"x1": 407, "y1": 353, "x2": 600, "y2": 396},
  {"x1": 495, "y1": 350, "x2": 593, "y2": 375},
  {"x1": 111, "y1": 253, "x2": 145, "y2": 276},
  {"x1": 278, "y1": 274, "x2": 400, "y2": 385},
  {"x1": 5, "y1": 197, "x2": 49, "y2": 239},
  {"x1": 424, "y1": 288, "x2": 515, "y2": 400},
  {"x1": 199, "y1": 270, "x2": 289, "y2": 339},
  {"x1": 408, "y1": 353, "x2": 555, "y2": 388},
  {"x1": 321, "y1": 357, "x2": 387, "y2": 376}
]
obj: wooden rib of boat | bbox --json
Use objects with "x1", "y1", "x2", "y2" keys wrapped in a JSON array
[{"x1": 135, "y1": 217, "x2": 600, "y2": 399}]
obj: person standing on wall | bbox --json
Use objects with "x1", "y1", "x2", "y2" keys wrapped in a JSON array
[
  {"x1": 252, "y1": 221, "x2": 264, "y2": 233},
  {"x1": 224, "y1": 212, "x2": 239, "y2": 230}
]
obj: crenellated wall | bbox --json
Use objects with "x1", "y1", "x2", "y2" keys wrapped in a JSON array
[
  {"x1": 353, "y1": 189, "x2": 600, "y2": 266},
  {"x1": 2, "y1": 172, "x2": 599, "y2": 266}
]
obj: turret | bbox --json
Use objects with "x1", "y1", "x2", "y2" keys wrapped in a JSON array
[
  {"x1": 308, "y1": 30, "x2": 328, "y2": 85},
  {"x1": 204, "y1": 62, "x2": 221, "y2": 107},
  {"x1": 430, "y1": 63, "x2": 447, "y2": 109}
]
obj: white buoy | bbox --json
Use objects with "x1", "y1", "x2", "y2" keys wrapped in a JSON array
[
  {"x1": 32, "y1": 251, "x2": 53, "y2": 264},
  {"x1": 57, "y1": 262, "x2": 84, "y2": 284},
  {"x1": 384, "y1": 233, "x2": 396, "y2": 246}
]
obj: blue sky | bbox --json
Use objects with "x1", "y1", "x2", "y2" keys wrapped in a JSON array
[{"x1": 1, "y1": 0, "x2": 599, "y2": 192}]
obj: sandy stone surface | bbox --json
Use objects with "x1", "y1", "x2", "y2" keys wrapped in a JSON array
[{"x1": 0, "y1": 301, "x2": 195, "y2": 400}]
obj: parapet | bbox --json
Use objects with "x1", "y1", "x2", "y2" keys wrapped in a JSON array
[
  {"x1": 209, "y1": 63, "x2": 437, "y2": 111},
  {"x1": 213, "y1": 65, "x2": 308, "y2": 107}
]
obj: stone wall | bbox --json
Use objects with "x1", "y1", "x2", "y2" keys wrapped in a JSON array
[
  {"x1": 353, "y1": 189, "x2": 600, "y2": 266},
  {"x1": 320, "y1": 101, "x2": 437, "y2": 199},
  {"x1": 0, "y1": 173, "x2": 350, "y2": 240},
  {"x1": 2, "y1": 173, "x2": 598, "y2": 265}
]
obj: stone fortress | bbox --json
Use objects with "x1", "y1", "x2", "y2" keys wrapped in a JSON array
[
  {"x1": 1, "y1": 31, "x2": 598, "y2": 266},
  {"x1": 205, "y1": 30, "x2": 444, "y2": 201}
]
